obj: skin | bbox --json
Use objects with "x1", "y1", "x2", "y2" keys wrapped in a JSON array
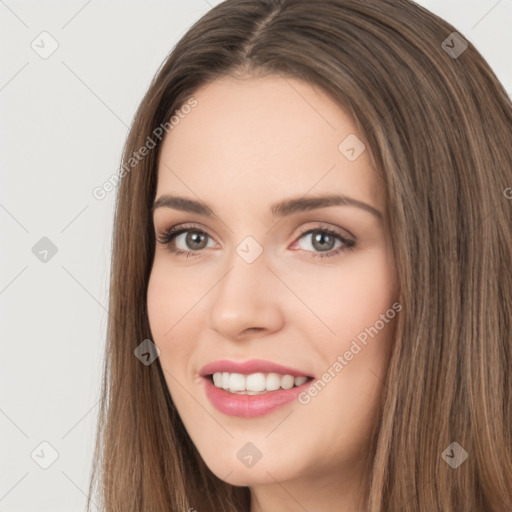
[{"x1": 147, "y1": 73, "x2": 399, "y2": 512}]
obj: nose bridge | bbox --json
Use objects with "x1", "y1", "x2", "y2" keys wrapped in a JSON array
[
  {"x1": 213, "y1": 244, "x2": 269, "y2": 315},
  {"x1": 208, "y1": 243, "x2": 283, "y2": 339}
]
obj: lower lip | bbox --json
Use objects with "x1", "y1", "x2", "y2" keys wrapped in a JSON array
[{"x1": 203, "y1": 377, "x2": 311, "y2": 418}]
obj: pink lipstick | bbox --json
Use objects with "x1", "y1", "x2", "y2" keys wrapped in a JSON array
[{"x1": 199, "y1": 359, "x2": 314, "y2": 418}]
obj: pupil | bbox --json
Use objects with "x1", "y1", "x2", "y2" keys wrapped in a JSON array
[
  {"x1": 187, "y1": 232, "x2": 206, "y2": 250},
  {"x1": 313, "y1": 231, "x2": 334, "y2": 251}
]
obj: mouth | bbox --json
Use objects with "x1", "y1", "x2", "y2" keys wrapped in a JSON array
[{"x1": 199, "y1": 359, "x2": 315, "y2": 417}]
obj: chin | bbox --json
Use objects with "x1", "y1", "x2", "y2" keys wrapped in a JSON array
[
  {"x1": 199, "y1": 450, "x2": 302, "y2": 487},
  {"x1": 211, "y1": 465, "x2": 276, "y2": 487}
]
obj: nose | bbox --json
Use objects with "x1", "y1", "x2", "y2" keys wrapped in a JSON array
[{"x1": 208, "y1": 253, "x2": 285, "y2": 341}]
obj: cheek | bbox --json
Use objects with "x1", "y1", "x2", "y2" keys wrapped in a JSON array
[
  {"x1": 292, "y1": 255, "x2": 397, "y2": 465},
  {"x1": 146, "y1": 266, "x2": 170, "y2": 343},
  {"x1": 146, "y1": 264, "x2": 198, "y2": 369},
  {"x1": 291, "y1": 248, "x2": 398, "y2": 346},
  {"x1": 147, "y1": 257, "x2": 206, "y2": 336}
]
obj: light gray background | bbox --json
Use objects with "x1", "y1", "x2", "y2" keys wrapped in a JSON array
[{"x1": 1, "y1": 1, "x2": 510, "y2": 510}]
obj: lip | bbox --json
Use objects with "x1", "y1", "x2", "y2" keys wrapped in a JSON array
[
  {"x1": 199, "y1": 359, "x2": 314, "y2": 418},
  {"x1": 199, "y1": 358, "x2": 313, "y2": 378}
]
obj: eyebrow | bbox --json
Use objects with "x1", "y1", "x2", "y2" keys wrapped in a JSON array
[{"x1": 152, "y1": 193, "x2": 383, "y2": 219}]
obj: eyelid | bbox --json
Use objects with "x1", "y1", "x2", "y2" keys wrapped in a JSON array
[
  {"x1": 295, "y1": 221, "x2": 355, "y2": 241},
  {"x1": 155, "y1": 222, "x2": 216, "y2": 246}
]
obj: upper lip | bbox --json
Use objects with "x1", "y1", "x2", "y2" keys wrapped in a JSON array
[{"x1": 199, "y1": 359, "x2": 313, "y2": 378}]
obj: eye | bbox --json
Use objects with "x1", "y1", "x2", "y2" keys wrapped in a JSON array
[
  {"x1": 155, "y1": 223, "x2": 215, "y2": 258},
  {"x1": 292, "y1": 225, "x2": 355, "y2": 259},
  {"x1": 155, "y1": 223, "x2": 356, "y2": 259}
]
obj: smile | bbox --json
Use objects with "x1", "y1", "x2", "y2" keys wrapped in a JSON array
[
  {"x1": 199, "y1": 359, "x2": 315, "y2": 417},
  {"x1": 210, "y1": 371, "x2": 310, "y2": 394}
]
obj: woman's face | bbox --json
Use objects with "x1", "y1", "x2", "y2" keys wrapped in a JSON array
[{"x1": 147, "y1": 74, "x2": 398, "y2": 498}]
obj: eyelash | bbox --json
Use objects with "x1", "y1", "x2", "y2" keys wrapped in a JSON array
[{"x1": 155, "y1": 223, "x2": 356, "y2": 260}]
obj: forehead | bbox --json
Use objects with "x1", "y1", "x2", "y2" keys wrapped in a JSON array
[{"x1": 156, "y1": 74, "x2": 381, "y2": 214}]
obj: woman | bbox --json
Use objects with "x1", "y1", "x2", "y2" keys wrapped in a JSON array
[{"x1": 87, "y1": 1, "x2": 512, "y2": 510}]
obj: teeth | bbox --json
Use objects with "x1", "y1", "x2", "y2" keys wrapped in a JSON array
[
  {"x1": 294, "y1": 376, "x2": 308, "y2": 386},
  {"x1": 212, "y1": 372, "x2": 223, "y2": 387},
  {"x1": 266, "y1": 372, "x2": 281, "y2": 391},
  {"x1": 281, "y1": 375, "x2": 295, "y2": 389},
  {"x1": 229, "y1": 372, "x2": 245, "y2": 391},
  {"x1": 246, "y1": 372, "x2": 266, "y2": 391},
  {"x1": 211, "y1": 372, "x2": 310, "y2": 394}
]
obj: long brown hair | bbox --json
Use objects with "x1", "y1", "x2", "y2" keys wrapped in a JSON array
[{"x1": 86, "y1": 1, "x2": 512, "y2": 510}]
